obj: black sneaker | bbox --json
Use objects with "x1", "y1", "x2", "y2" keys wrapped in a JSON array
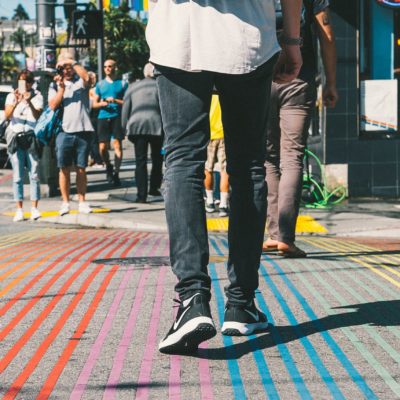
[
  {"x1": 205, "y1": 202, "x2": 215, "y2": 213},
  {"x1": 149, "y1": 189, "x2": 162, "y2": 197},
  {"x1": 159, "y1": 293, "x2": 216, "y2": 354},
  {"x1": 113, "y1": 172, "x2": 121, "y2": 187},
  {"x1": 106, "y1": 164, "x2": 114, "y2": 184},
  {"x1": 221, "y1": 301, "x2": 269, "y2": 336},
  {"x1": 218, "y1": 207, "x2": 229, "y2": 217}
]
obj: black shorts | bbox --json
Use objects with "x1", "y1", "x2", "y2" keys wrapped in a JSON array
[{"x1": 97, "y1": 117, "x2": 124, "y2": 142}]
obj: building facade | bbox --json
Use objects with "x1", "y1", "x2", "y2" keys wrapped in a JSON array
[{"x1": 310, "y1": 0, "x2": 400, "y2": 197}]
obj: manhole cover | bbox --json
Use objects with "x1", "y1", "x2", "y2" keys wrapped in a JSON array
[{"x1": 92, "y1": 256, "x2": 170, "y2": 267}]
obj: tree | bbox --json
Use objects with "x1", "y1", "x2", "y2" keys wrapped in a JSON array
[
  {"x1": 101, "y1": 5, "x2": 149, "y2": 81},
  {"x1": 12, "y1": 4, "x2": 30, "y2": 21},
  {"x1": 1, "y1": 52, "x2": 18, "y2": 82}
]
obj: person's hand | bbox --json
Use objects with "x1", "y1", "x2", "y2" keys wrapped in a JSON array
[
  {"x1": 14, "y1": 89, "x2": 23, "y2": 103},
  {"x1": 273, "y1": 45, "x2": 303, "y2": 84},
  {"x1": 23, "y1": 91, "x2": 32, "y2": 102},
  {"x1": 106, "y1": 97, "x2": 114, "y2": 103},
  {"x1": 323, "y1": 84, "x2": 338, "y2": 108},
  {"x1": 54, "y1": 74, "x2": 65, "y2": 89},
  {"x1": 100, "y1": 100, "x2": 109, "y2": 107}
]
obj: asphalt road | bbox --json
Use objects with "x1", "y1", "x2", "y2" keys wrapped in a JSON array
[{"x1": 0, "y1": 226, "x2": 399, "y2": 399}]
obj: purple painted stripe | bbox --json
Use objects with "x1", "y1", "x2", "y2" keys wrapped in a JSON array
[
  {"x1": 102, "y1": 235, "x2": 166, "y2": 399},
  {"x1": 69, "y1": 267, "x2": 135, "y2": 399},
  {"x1": 135, "y1": 266, "x2": 167, "y2": 400}
]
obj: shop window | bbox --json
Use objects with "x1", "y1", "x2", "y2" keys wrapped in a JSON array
[{"x1": 359, "y1": 0, "x2": 399, "y2": 138}]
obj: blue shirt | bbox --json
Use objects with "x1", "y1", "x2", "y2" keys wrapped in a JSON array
[{"x1": 95, "y1": 79, "x2": 128, "y2": 119}]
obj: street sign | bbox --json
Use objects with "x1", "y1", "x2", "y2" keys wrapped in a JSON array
[{"x1": 72, "y1": 10, "x2": 103, "y2": 39}]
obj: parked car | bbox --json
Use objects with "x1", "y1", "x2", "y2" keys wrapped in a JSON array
[{"x1": 0, "y1": 84, "x2": 13, "y2": 168}]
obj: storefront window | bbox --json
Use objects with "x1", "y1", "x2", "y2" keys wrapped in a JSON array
[{"x1": 359, "y1": 0, "x2": 399, "y2": 138}]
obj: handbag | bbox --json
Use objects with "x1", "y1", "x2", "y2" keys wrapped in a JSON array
[
  {"x1": 0, "y1": 119, "x2": 10, "y2": 142},
  {"x1": 34, "y1": 106, "x2": 63, "y2": 145},
  {"x1": 16, "y1": 130, "x2": 35, "y2": 150}
]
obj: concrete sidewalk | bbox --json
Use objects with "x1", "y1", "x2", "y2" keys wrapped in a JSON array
[{"x1": 1, "y1": 140, "x2": 400, "y2": 238}]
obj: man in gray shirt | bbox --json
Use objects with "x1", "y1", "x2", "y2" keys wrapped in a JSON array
[
  {"x1": 48, "y1": 56, "x2": 94, "y2": 216},
  {"x1": 147, "y1": 0, "x2": 303, "y2": 355}
]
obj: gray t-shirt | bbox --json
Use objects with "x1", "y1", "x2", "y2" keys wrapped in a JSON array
[
  {"x1": 146, "y1": 0, "x2": 280, "y2": 75},
  {"x1": 48, "y1": 76, "x2": 94, "y2": 133}
]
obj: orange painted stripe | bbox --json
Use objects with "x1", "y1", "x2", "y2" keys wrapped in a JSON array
[
  {"x1": 0, "y1": 233, "x2": 129, "y2": 374},
  {"x1": 0, "y1": 232, "x2": 95, "y2": 298},
  {"x1": 0, "y1": 239, "x2": 82, "y2": 282},
  {"x1": 37, "y1": 235, "x2": 144, "y2": 399},
  {"x1": 3, "y1": 234, "x2": 137, "y2": 399},
  {"x1": 0, "y1": 230, "x2": 73, "y2": 269},
  {"x1": 0, "y1": 231, "x2": 115, "y2": 319},
  {"x1": 0, "y1": 235, "x2": 106, "y2": 340}
]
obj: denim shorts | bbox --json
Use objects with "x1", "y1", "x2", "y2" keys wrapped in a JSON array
[{"x1": 56, "y1": 131, "x2": 92, "y2": 168}]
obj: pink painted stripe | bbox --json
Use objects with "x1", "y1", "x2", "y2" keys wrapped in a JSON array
[
  {"x1": 69, "y1": 267, "x2": 135, "y2": 399},
  {"x1": 102, "y1": 269, "x2": 151, "y2": 400},
  {"x1": 135, "y1": 266, "x2": 166, "y2": 400},
  {"x1": 102, "y1": 235, "x2": 166, "y2": 400},
  {"x1": 198, "y1": 342, "x2": 214, "y2": 400},
  {"x1": 169, "y1": 295, "x2": 181, "y2": 400}
]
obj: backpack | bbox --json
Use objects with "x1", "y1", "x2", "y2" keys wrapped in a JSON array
[{"x1": 34, "y1": 106, "x2": 63, "y2": 145}]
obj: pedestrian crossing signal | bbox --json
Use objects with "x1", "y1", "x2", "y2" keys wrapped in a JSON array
[{"x1": 72, "y1": 10, "x2": 103, "y2": 39}]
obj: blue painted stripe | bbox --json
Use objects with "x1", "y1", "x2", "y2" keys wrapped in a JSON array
[
  {"x1": 263, "y1": 255, "x2": 378, "y2": 400},
  {"x1": 208, "y1": 262, "x2": 246, "y2": 400},
  {"x1": 255, "y1": 293, "x2": 313, "y2": 399},
  {"x1": 218, "y1": 238, "x2": 345, "y2": 399},
  {"x1": 210, "y1": 238, "x2": 279, "y2": 399}
]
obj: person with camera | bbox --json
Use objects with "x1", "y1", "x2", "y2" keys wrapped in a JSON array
[
  {"x1": 5, "y1": 70, "x2": 43, "y2": 222},
  {"x1": 92, "y1": 59, "x2": 128, "y2": 187},
  {"x1": 48, "y1": 56, "x2": 94, "y2": 216}
]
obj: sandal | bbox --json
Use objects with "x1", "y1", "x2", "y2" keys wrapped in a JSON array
[{"x1": 277, "y1": 245, "x2": 307, "y2": 258}]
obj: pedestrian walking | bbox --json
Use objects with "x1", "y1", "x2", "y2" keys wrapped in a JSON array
[
  {"x1": 263, "y1": 0, "x2": 338, "y2": 258},
  {"x1": 92, "y1": 59, "x2": 128, "y2": 186},
  {"x1": 121, "y1": 63, "x2": 163, "y2": 203},
  {"x1": 5, "y1": 70, "x2": 43, "y2": 222},
  {"x1": 204, "y1": 94, "x2": 229, "y2": 217},
  {"x1": 146, "y1": 0, "x2": 303, "y2": 354},
  {"x1": 48, "y1": 56, "x2": 94, "y2": 216}
]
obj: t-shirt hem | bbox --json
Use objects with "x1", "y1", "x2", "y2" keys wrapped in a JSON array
[{"x1": 150, "y1": 46, "x2": 281, "y2": 75}]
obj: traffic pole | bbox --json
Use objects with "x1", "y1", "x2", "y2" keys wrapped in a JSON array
[
  {"x1": 96, "y1": 0, "x2": 105, "y2": 80},
  {"x1": 36, "y1": 0, "x2": 58, "y2": 197}
]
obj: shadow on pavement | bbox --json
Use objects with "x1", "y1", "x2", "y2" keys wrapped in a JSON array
[{"x1": 196, "y1": 299, "x2": 400, "y2": 360}]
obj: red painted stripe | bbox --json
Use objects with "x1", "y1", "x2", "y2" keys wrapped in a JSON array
[
  {"x1": 0, "y1": 230, "x2": 116, "y2": 318},
  {"x1": 2, "y1": 235, "x2": 132, "y2": 399},
  {"x1": 37, "y1": 235, "x2": 144, "y2": 399},
  {"x1": 0, "y1": 231, "x2": 120, "y2": 340},
  {"x1": 0, "y1": 233, "x2": 127, "y2": 374}
]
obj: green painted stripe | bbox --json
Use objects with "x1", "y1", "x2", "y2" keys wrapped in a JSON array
[{"x1": 296, "y1": 240, "x2": 400, "y2": 396}]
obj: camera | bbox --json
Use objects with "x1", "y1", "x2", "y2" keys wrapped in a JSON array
[{"x1": 56, "y1": 65, "x2": 64, "y2": 76}]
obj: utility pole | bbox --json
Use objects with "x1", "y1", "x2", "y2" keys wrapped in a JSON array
[
  {"x1": 36, "y1": 0, "x2": 58, "y2": 197},
  {"x1": 96, "y1": 0, "x2": 105, "y2": 79}
]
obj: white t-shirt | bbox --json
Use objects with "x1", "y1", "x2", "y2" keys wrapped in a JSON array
[
  {"x1": 146, "y1": 0, "x2": 280, "y2": 74},
  {"x1": 48, "y1": 77, "x2": 94, "y2": 133},
  {"x1": 6, "y1": 90, "x2": 43, "y2": 133}
]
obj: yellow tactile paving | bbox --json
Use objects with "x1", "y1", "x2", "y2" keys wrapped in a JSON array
[
  {"x1": 3, "y1": 209, "x2": 111, "y2": 219},
  {"x1": 207, "y1": 214, "x2": 328, "y2": 233}
]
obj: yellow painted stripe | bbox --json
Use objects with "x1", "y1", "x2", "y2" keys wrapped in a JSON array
[
  {"x1": 3, "y1": 209, "x2": 111, "y2": 219},
  {"x1": 207, "y1": 214, "x2": 328, "y2": 234},
  {"x1": 0, "y1": 229, "x2": 61, "y2": 249},
  {"x1": 303, "y1": 238, "x2": 400, "y2": 289}
]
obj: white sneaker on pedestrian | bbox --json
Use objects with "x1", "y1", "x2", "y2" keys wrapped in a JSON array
[
  {"x1": 78, "y1": 201, "x2": 92, "y2": 214},
  {"x1": 59, "y1": 202, "x2": 70, "y2": 216},
  {"x1": 30, "y1": 207, "x2": 41, "y2": 221},
  {"x1": 13, "y1": 208, "x2": 24, "y2": 222}
]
